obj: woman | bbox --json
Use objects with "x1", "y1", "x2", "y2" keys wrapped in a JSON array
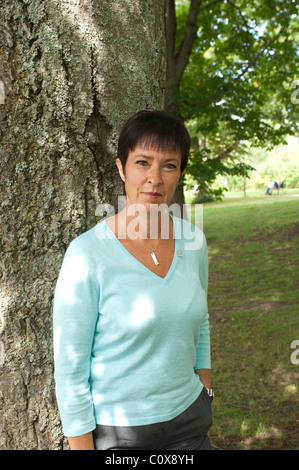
[{"x1": 53, "y1": 110, "x2": 213, "y2": 450}]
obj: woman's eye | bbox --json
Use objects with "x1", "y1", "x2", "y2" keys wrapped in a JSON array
[
  {"x1": 135, "y1": 160, "x2": 177, "y2": 170},
  {"x1": 165, "y1": 164, "x2": 177, "y2": 170}
]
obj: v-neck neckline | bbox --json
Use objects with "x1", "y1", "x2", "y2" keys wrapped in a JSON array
[{"x1": 104, "y1": 214, "x2": 179, "y2": 282}]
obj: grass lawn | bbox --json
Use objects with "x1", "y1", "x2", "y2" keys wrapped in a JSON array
[{"x1": 193, "y1": 191, "x2": 299, "y2": 450}]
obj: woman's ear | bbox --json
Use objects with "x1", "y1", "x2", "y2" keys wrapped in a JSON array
[{"x1": 116, "y1": 158, "x2": 125, "y2": 182}]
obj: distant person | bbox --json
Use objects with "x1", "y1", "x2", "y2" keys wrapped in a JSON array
[
  {"x1": 192, "y1": 184, "x2": 199, "y2": 195},
  {"x1": 279, "y1": 180, "x2": 285, "y2": 189},
  {"x1": 273, "y1": 181, "x2": 279, "y2": 192},
  {"x1": 265, "y1": 180, "x2": 274, "y2": 195}
]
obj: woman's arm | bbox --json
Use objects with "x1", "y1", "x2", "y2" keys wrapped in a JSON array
[
  {"x1": 53, "y1": 240, "x2": 99, "y2": 439},
  {"x1": 195, "y1": 368, "x2": 211, "y2": 389},
  {"x1": 68, "y1": 431, "x2": 95, "y2": 450},
  {"x1": 195, "y1": 236, "x2": 211, "y2": 389}
]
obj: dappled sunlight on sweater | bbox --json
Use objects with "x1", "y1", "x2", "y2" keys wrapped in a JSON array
[{"x1": 128, "y1": 296, "x2": 155, "y2": 327}]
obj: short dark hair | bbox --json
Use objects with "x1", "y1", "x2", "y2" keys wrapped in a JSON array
[{"x1": 117, "y1": 110, "x2": 191, "y2": 174}]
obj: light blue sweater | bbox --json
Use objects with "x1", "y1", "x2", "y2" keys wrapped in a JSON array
[{"x1": 53, "y1": 215, "x2": 211, "y2": 437}]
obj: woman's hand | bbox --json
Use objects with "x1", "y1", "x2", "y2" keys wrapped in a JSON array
[
  {"x1": 68, "y1": 431, "x2": 95, "y2": 450},
  {"x1": 195, "y1": 368, "x2": 211, "y2": 390}
]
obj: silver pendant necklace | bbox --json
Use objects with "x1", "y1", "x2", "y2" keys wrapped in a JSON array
[{"x1": 125, "y1": 227, "x2": 161, "y2": 266}]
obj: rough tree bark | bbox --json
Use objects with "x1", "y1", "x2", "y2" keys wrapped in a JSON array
[{"x1": 0, "y1": 0, "x2": 166, "y2": 450}]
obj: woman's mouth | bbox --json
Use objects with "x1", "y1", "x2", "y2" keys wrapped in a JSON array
[{"x1": 143, "y1": 192, "x2": 162, "y2": 199}]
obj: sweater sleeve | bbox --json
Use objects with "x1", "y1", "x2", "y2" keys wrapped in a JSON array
[
  {"x1": 53, "y1": 240, "x2": 99, "y2": 437},
  {"x1": 194, "y1": 235, "x2": 211, "y2": 370}
]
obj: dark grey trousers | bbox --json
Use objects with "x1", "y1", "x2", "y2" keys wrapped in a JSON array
[{"x1": 93, "y1": 388, "x2": 213, "y2": 450}]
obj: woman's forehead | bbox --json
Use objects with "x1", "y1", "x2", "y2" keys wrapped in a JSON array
[
  {"x1": 129, "y1": 144, "x2": 182, "y2": 161},
  {"x1": 131, "y1": 136, "x2": 182, "y2": 158}
]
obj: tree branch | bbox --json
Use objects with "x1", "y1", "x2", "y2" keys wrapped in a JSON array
[
  {"x1": 165, "y1": 0, "x2": 223, "y2": 116},
  {"x1": 165, "y1": 0, "x2": 177, "y2": 81},
  {"x1": 174, "y1": 0, "x2": 202, "y2": 85},
  {"x1": 184, "y1": 23, "x2": 289, "y2": 116},
  {"x1": 214, "y1": 141, "x2": 240, "y2": 161},
  {"x1": 226, "y1": 0, "x2": 250, "y2": 33},
  {"x1": 165, "y1": 0, "x2": 176, "y2": 61},
  {"x1": 198, "y1": 0, "x2": 224, "y2": 13}
]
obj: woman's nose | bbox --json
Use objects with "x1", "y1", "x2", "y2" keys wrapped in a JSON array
[{"x1": 147, "y1": 165, "x2": 162, "y2": 185}]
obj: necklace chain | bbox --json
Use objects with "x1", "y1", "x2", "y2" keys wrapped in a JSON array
[{"x1": 125, "y1": 226, "x2": 161, "y2": 265}]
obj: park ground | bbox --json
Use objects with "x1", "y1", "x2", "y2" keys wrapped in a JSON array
[{"x1": 192, "y1": 188, "x2": 299, "y2": 450}]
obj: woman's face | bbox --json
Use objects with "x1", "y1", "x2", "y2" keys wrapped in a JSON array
[{"x1": 116, "y1": 145, "x2": 183, "y2": 211}]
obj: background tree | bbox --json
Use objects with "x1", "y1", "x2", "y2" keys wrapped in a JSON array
[
  {"x1": 165, "y1": 0, "x2": 299, "y2": 203},
  {"x1": 0, "y1": 0, "x2": 166, "y2": 450}
]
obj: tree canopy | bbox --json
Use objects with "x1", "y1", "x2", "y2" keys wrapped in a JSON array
[{"x1": 165, "y1": 0, "x2": 299, "y2": 200}]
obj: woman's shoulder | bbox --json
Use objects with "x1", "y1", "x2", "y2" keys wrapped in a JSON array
[
  {"x1": 67, "y1": 219, "x2": 112, "y2": 254},
  {"x1": 171, "y1": 214, "x2": 206, "y2": 251}
]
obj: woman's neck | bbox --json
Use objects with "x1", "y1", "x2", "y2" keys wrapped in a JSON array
[{"x1": 117, "y1": 206, "x2": 172, "y2": 241}]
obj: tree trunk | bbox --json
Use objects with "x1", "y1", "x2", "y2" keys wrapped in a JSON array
[
  {"x1": 0, "y1": 0, "x2": 166, "y2": 450},
  {"x1": 165, "y1": 0, "x2": 201, "y2": 215}
]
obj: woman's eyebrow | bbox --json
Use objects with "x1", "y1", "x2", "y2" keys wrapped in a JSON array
[{"x1": 135, "y1": 154, "x2": 180, "y2": 162}]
